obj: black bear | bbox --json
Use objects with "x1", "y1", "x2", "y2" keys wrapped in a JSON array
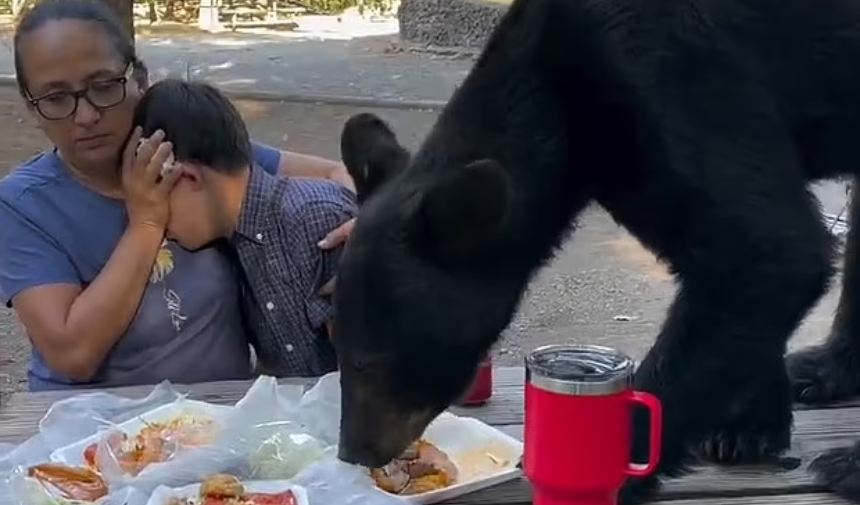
[{"x1": 330, "y1": 0, "x2": 860, "y2": 499}]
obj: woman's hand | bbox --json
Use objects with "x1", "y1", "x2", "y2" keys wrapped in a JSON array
[
  {"x1": 318, "y1": 218, "x2": 355, "y2": 250},
  {"x1": 316, "y1": 218, "x2": 355, "y2": 296},
  {"x1": 315, "y1": 164, "x2": 355, "y2": 251},
  {"x1": 121, "y1": 127, "x2": 180, "y2": 229}
]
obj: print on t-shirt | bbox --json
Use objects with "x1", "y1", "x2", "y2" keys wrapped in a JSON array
[{"x1": 150, "y1": 239, "x2": 186, "y2": 333}]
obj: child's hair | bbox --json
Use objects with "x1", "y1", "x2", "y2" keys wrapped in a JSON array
[{"x1": 133, "y1": 79, "x2": 252, "y2": 173}]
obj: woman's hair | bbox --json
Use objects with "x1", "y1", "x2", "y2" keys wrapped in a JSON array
[
  {"x1": 13, "y1": 0, "x2": 148, "y2": 97},
  {"x1": 134, "y1": 79, "x2": 253, "y2": 173}
]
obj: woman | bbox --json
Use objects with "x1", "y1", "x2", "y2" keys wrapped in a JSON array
[{"x1": 0, "y1": 0, "x2": 354, "y2": 391}]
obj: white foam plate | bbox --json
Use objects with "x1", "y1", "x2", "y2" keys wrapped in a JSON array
[
  {"x1": 15, "y1": 475, "x2": 146, "y2": 505},
  {"x1": 49, "y1": 399, "x2": 235, "y2": 466},
  {"x1": 146, "y1": 479, "x2": 309, "y2": 505},
  {"x1": 391, "y1": 412, "x2": 523, "y2": 504}
]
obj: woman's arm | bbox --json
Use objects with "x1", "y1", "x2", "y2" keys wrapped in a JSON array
[
  {"x1": 279, "y1": 151, "x2": 355, "y2": 192},
  {"x1": 9, "y1": 223, "x2": 166, "y2": 381},
  {"x1": 0, "y1": 131, "x2": 178, "y2": 382},
  {"x1": 250, "y1": 141, "x2": 356, "y2": 193}
]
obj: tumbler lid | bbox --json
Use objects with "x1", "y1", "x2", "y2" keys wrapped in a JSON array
[{"x1": 525, "y1": 344, "x2": 635, "y2": 396}]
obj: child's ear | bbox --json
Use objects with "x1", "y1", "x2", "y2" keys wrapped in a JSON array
[
  {"x1": 173, "y1": 162, "x2": 206, "y2": 190},
  {"x1": 128, "y1": 78, "x2": 146, "y2": 101}
]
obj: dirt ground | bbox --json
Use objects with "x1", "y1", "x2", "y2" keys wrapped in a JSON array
[{"x1": 0, "y1": 85, "x2": 839, "y2": 397}]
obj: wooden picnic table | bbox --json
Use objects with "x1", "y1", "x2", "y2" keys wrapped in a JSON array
[{"x1": 0, "y1": 367, "x2": 856, "y2": 505}]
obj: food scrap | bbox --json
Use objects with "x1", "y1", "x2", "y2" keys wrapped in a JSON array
[
  {"x1": 158, "y1": 416, "x2": 220, "y2": 446},
  {"x1": 84, "y1": 416, "x2": 218, "y2": 476},
  {"x1": 371, "y1": 440, "x2": 458, "y2": 495},
  {"x1": 166, "y1": 474, "x2": 299, "y2": 505},
  {"x1": 454, "y1": 444, "x2": 519, "y2": 482},
  {"x1": 28, "y1": 463, "x2": 109, "y2": 502},
  {"x1": 84, "y1": 429, "x2": 171, "y2": 476}
]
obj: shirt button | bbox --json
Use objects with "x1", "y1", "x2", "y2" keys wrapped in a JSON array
[
  {"x1": 255, "y1": 233, "x2": 264, "y2": 240},
  {"x1": 265, "y1": 302, "x2": 274, "y2": 311},
  {"x1": 286, "y1": 344, "x2": 294, "y2": 352}
]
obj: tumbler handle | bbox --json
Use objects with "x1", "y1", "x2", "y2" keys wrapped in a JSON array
[{"x1": 626, "y1": 391, "x2": 662, "y2": 477}]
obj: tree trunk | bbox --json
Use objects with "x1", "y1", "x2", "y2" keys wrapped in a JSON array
[
  {"x1": 164, "y1": 0, "x2": 176, "y2": 21},
  {"x1": 98, "y1": 0, "x2": 135, "y2": 41},
  {"x1": 147, "y1": 0, "x2": 159, "y2": 23}
]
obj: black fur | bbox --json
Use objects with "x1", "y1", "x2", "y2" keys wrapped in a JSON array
[
  {"x1": 340, "y1": 113, "x2": 411, "y2": 205},
  {"x1": 330, "y1": 0, "x2": 860, "y2": 501},
  {"x1": 810, "y1": 442, "x2": 860, "y2": 502},
  {"x1": 792, "y1": 188, "x2": 860, "y2": 504},
  {"x1": 787, "y1": 189, "x2": 860, "y2": 405}
]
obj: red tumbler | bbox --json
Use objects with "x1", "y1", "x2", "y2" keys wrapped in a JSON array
[
  {"x1": 456, "y1": 356, "x2": 493, "y2": 406},
  {"x1": 523, "y1": 344, "x2": 662, "y2": 505}
]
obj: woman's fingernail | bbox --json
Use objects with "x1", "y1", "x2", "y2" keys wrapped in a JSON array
[{"x1": 318, "y1": 239, "x2": 328, "y2": 248}]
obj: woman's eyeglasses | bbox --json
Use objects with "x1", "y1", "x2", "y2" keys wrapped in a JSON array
[{"x1": 26, "y1": 63, "x2": 134, "y2": 120}]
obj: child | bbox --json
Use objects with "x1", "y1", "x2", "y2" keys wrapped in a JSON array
[{"x1": 133, "y1": 79, "x2": 357, "y2": 377}]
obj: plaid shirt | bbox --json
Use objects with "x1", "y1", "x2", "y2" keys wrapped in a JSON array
[{"x1": 231, "y1": 165, "x2": 357, "y2": 377}]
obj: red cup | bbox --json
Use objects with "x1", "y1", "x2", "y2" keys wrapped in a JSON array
[
  {"x1": 457, "y1": 356, "x2": 493, "y2": 406},
  {"x1": 523, "y1": 344, "x2": 662, "y2": 505}
]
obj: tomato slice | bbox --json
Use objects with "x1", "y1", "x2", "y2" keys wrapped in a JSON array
[
  {"x1": 83, "y1": 444, "x2": 97, "y2": 468},
  {"x1": 246, "y1": 490, "x2": 298, "y2": 505}
]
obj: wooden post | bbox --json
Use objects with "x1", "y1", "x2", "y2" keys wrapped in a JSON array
[
  {"x1": 198, "y1": 0, "x2": 221, "y2": 31},
  {"x1": 12, "y1": 0, "x2": 25, "y2": 17}
]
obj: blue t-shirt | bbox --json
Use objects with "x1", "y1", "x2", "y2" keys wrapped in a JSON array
[{"x1": 0, "y1": 142, "x2": 282, "y2": 391}]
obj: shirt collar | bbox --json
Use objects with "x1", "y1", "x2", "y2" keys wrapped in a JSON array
[{"x1": 234, "y1": 164, "x2": 278, "y2": 245}]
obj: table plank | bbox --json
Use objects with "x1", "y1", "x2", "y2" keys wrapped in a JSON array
[
  {"x1": 653, "y1": 494, "x2": 849, "y2": 505},
  {"x1": 446, "y1": 405, "x2": 860, "y2": 505},
  {"x1": 445, "y1": 489, "x2": 850, "y2": 505},
  {"x1": 0, "y1": 368, "x2": 528, "y2": 445},
  {"x1": 1, "y1": 368, "x2": 526, "y2": 407},
  {"x1": 5, "y1": 367, "x2": 859, "y2": 429},
  {"x1": 3, "y1": 368, "x2": 860, "y2": 505},
  {"x1": 446, "y1": 492, "x2": 850, "y2": 505}
]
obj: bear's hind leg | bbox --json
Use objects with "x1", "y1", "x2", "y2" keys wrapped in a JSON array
[{"x1": 788, "y1": 180, "x2": 860, "y2": 405}]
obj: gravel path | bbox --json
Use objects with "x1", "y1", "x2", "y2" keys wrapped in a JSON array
[{"x1": 0, "y1": 17, "x2": 473, "y2": 103}]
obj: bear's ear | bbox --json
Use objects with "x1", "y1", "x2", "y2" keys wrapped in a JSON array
[
  {"x1": 410, "y1": 159, "x2": 512, "y2": 265},
  {"x1": 340, "y1": 113, "x2": 411, "y2": 203}
]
